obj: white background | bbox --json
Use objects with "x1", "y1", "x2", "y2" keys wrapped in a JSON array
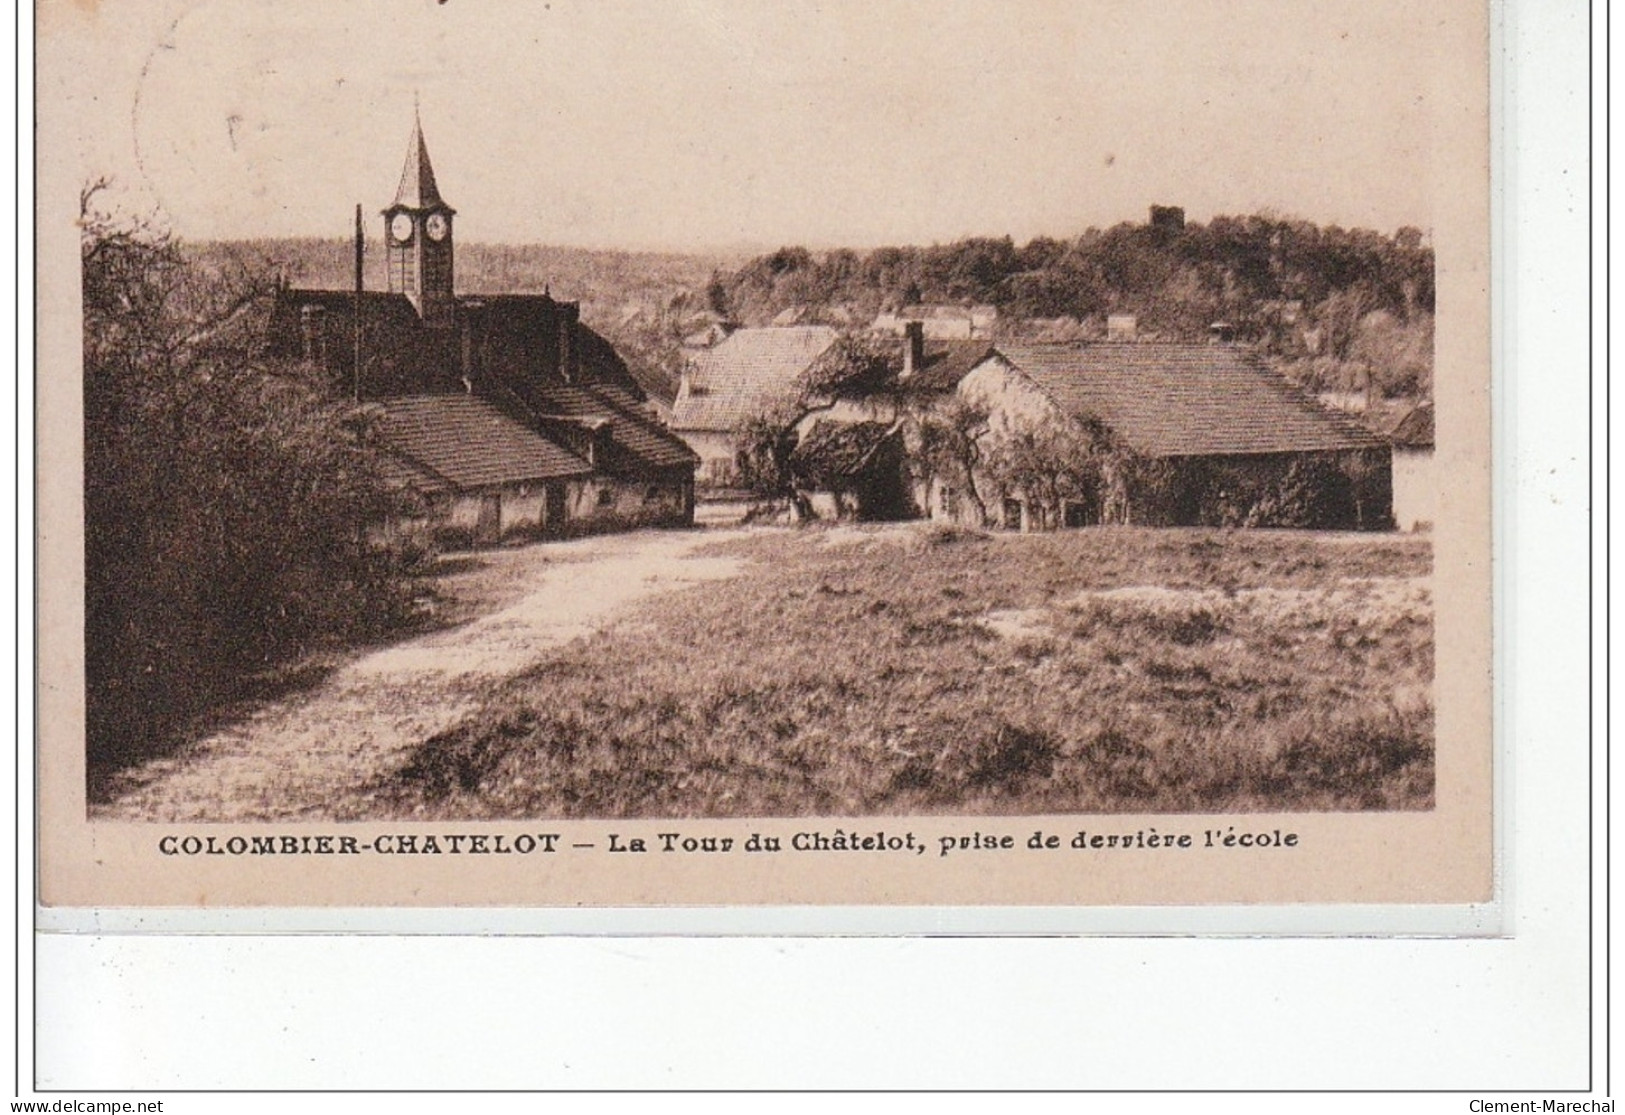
[{"x1": 14, "y1": 0, "x2": 1602, "y2": 1106}]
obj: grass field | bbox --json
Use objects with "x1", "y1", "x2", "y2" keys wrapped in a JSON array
[{"x1": 380, "y1": 524, "x2": 1433, "y2": 818}]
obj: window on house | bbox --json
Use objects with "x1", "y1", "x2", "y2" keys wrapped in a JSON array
[
  {"x1": 1003, "y1": 498, "x2": 1023, "y2": 530},
  {"x1": 597, "y1": 487, "x2": 615, "y2": 508}
]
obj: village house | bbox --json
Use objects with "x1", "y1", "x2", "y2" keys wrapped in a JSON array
[
  {"x1": 928, "y1": 342, "x2": 1393, "y2": 532},
  {"x1": 668, "y1": 325, "x2": 840, "y2": 485},
  {"x1": 873, "y1": 303, "x2": 998, "y2": 340},
  {"x1": 267, "y1": 112, "x2": 697, "y2": 543}
]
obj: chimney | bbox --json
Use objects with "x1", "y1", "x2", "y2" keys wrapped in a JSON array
[
  {"x1": 1106, "y1": 313, "x2": 1137, "y2": 342},
  {"x1": 299, "y1": 304, "x2": 326, "y2": 363},
  {"x1": 558, "y1": 305, "x2": 580, "y2": 383},
  {"x1": 901, "y1": 320, "x2": 925, "y2": 379},
  {"x1": 459, "y1": 303, "x2": 481, "y2": 393},
  {"x1": 584, "y1": 419, "x2": 612, "y2": 467}
]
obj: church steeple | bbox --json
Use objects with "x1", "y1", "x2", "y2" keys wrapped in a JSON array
[
  {"x1": 392, "y1": 108, "x2": 445, "y2": 210},
  {"x1": 383, "y1": 105, "x2": 456, "y2": 328}
]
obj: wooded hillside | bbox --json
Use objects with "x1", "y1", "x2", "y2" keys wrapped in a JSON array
[{"x1": 710, "y1": 214, "x2": 1434, "y2": 401}]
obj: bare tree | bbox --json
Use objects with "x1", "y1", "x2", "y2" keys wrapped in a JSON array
[
  {"x1": 912, "y1": 397, "x2": 991, "y2": 526},
  {"x1": 732, "y1": 332, "x2": 904, "y2": 519}
]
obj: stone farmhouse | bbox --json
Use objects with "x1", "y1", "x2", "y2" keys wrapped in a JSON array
[
  {"x1": 267, "y1": 112, "x2": 697, "y2": 544},
  {"x1": 668, "y1": 320, "x2": 990, "y2": 505},
  {"x1": 932, "y1": 342, "x2": 1393, "y2": 531},
  {"x1": 783, "y1": 326, "x2": 992, "y2": 520}
]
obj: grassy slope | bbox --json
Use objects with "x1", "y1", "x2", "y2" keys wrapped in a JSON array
[{"x1": 380, "y1": 526, "x2": 1433, "y2": 819}]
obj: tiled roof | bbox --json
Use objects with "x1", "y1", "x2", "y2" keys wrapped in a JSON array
[
  {"x1": 373, "y1": 450, "x2": 454, "y2": 495},
  {"x1": 670, "y1": 326, "x2": 839, "y2": 432},
  {"x1": 995, "y1": 344, "x2": 1385, "y2": 458},
  {"x1": 532, "y1": 382, "x2": 699, "y2": 474},
  {"x1": 622, "y1": 360, "x2": 676, "y2": 408},
  {"x1": 906, "y1": 339, "x2": 996, "y2": 393},
  {"x1": 574, "y1": 325, "x2": 646, "y2": 400},
  {"x1": 371, "y1": 396, "x2": 591, "y2": 491}
]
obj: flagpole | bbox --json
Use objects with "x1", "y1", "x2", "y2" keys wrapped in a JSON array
[{"x1": 353, "y1": 202, "x2": 364, "y2": 402}]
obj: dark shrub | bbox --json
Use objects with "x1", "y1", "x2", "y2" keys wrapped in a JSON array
[
  {"x1": 925, "y1": 721, "x2": 1059, "y2": 794},
  {"x1": 82, "y1": 198, "x2": 417, "y2": 777}
]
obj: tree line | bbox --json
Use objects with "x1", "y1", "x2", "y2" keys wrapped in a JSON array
[{"x1": 707, "y1": 213, "x2": 1435, "y2": 401}]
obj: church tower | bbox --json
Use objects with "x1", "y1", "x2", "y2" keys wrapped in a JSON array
[{"x1": 382, "y1": 109, "x2": 456, "y2": 328}]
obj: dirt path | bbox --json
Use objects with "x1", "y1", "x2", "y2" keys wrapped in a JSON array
[{"x1": 93, "y1": 529, "x2": 751, "y2": 822}]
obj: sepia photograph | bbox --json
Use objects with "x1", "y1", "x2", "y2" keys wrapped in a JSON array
[{"x1": 37, "y1": 0, "x2": 1491, "y2": 907}]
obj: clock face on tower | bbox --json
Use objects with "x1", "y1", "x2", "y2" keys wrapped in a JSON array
[
  {"x1": 390, "y1": 213, "x2": 413, "y2": 243},
  {"x1": 425, "y1": 213, "x2": 449, "y2": 242}
]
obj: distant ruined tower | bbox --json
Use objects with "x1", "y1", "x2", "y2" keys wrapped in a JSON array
[{"x1": 382, "y1": 108, "x2": 456, "y2": 328}]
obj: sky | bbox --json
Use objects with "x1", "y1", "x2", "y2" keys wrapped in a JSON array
[{"x1": 41, "y1": 0, "x2": 1460, "y2": 252}]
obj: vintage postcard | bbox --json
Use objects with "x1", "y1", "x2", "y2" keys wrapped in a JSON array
[{"x1": 35, "y1": 0, "x2": 1492, "y2": 912}]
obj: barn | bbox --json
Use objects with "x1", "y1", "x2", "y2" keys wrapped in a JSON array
[{"x1": 932, "y1": 342, "x2": 1393, "y2": 531}]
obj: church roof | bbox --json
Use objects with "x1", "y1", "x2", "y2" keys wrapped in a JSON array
[{"x1": 391, "y1": 112, "x2": 449, "y2": 211}]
